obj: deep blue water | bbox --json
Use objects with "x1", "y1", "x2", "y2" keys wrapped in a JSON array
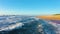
[{"x1": 0, "y1": 15, "x2": 57, "y2": 34}]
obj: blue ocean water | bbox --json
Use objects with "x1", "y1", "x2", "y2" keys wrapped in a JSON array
[{"x1": 0, "y1": 15, "x2": 57, "y2": 34}]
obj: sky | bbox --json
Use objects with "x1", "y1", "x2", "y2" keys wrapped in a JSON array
[{"x1": 0, "y1": 0, "x2": 60, "y2": 15}]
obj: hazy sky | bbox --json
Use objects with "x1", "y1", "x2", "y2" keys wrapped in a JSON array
[{"x1": 0, "y1": 0, "x2": 60, "y2": 15}]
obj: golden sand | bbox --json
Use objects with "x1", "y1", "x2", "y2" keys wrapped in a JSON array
[{"x1": 37, "y1": 15, "x2": 60, "y2": 20}]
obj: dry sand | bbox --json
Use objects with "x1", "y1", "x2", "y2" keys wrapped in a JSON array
[{"x1": 37, "y1": 15, "x2": 60, "y2": 20}]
